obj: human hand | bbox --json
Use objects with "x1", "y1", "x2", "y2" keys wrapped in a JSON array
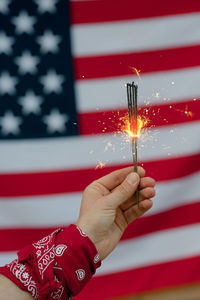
[{"x1": 76, "y1": 166, "x2": 156, "y2": 260}]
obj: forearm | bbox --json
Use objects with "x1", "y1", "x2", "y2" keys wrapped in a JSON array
[{"x1": 0, "y1": 274, "x2": 33, "y2": 300}]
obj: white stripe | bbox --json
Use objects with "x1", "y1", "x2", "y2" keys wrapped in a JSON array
[
  {"x1": 0, "y1": 193, "x2": 81, "y2": 228},
  {"x1": 0, "y1": 121, "x2": 199, "y2": 172},
  {"x1": 148, "y1": 171, "x2": 200, "y2": 216},
  {"x1": 71, "y1": 13, "x2": 200, "y2": 56},
  {"x1": 0, "y1": 224, "x2": 200, "y2": 270},
  {"x1": 0, "y1": 172, "x2": 199, "y2": 228},
  {"x1": 0, "y1": 252, "x2": 17, "y2": 267},
  {"x1": 98, "y1": 224, "x2": 200, "y2": 274},
  {"x1": 76, "y1": 67, "x2": 200, "y2": 112}
]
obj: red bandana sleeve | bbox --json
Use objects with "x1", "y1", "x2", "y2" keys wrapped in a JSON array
[{"x1": 0, "y1": 224, "x2": 101, "y2": 300}]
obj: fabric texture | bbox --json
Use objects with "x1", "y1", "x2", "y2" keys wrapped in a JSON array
[{"x1": 0, "y1": 224, "x2": 101, "y2": 299}]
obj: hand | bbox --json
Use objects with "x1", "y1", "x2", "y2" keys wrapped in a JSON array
[{"x1": 76, "y1": 166, "x2": 156, "y2": 260}]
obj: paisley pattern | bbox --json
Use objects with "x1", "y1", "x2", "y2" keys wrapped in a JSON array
[
  {"x1": 6, "y1": 259, "x2": 39, "y2": 299},
  {"x1": 1, "y1": 225, "x2": 101, "y2": 300},
  {"x1": 54, "y1": 244, "x2": 67, "y2": 256}
]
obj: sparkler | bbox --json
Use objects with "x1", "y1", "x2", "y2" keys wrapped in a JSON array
[{"x1": 126, "y1": 82, "x2": 139, "y2": 207}]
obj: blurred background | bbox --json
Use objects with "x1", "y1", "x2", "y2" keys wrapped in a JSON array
[{"x1": 0, "y1": 0, "x2": 200, "y2": 299}]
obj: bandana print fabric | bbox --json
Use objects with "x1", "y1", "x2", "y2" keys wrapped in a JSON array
[{"x1": 0, "y1": 224, "x2": 101, "y2": 299}]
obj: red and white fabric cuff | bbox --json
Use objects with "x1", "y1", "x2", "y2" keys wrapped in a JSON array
[{"x1": 0, "y1": 224, "x2": 101, "y2": 300}]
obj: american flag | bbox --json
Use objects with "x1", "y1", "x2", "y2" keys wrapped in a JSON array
[{"x1": 0, "y1": 0, "x2": 200, "y2": 299}]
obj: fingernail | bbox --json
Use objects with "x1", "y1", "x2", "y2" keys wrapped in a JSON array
[{"x1": 126, "y1": 172, "x2": 139, "y2": 185}]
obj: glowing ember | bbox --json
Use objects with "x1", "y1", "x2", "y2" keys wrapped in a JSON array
[
  {"x1": 184, "y1": 109, "x2": 193, "y2": 117},
  {"x1": 129, "y1": 66, "x2": 141, "y2": 80},
  {"x1": 175, "y1": 105, "x2": 193, "y2": 117},
  {"x1": 95, "y1": 160, "x2": 106, "y2": 169}
]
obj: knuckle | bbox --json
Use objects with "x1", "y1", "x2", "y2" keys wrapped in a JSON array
[
  {"x1": 138, "y1": 166, "x2": 145, "y2": 176},
  {"x1": 112, "y1": 172, "x2": 125, "y2": 186},
  {"x1": 117, "y1": 182, "x2": 132, "y2": 197}
]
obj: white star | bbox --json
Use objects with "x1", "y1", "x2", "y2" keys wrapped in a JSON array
[
  {"x1": 15, "y1": 50, "x2": 40, "y2": 75},
  {"x1": 43, "y1": 109, "x2": 68, "y2": 133},
  {"x1": 0, "y1": 31, "x2": 15, "y2": 54},
  {"x1": 37, "y1": 30, "x2": 62, "y2": 54},
  {"x1": 40, "y1": 69, "x2": 65, "y2": 94},
  {"x1": 0, "y1": 71, "x2": 18, "y2": 95},
  {"x1": 0, "y1": 0, "x2": 11, "y2": 14},
  {"x1": 18, "y1": 90, "x2": 43, "y2": 115},
  {"x1": 12, "y1": 11, "x2": 36, "y2": 34},
  {"x1": 34, "y1": 0, "x2": 58, "y2": 14},
  {"x1": 0, "y1": 111, "x2": 22, "y2": 135}
]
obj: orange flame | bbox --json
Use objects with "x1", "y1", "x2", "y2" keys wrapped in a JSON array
[{"x1": 122, "y1": 115, "x2": 147, "y2": 138}]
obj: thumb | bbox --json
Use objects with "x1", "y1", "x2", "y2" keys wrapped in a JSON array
[{"x1": 107, "y1": 172, "x2": 140, "y2": 208}]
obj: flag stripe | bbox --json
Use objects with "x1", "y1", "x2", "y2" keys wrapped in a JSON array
[
  {"x1": 75, "y1": 67, "x2": 200, "y2": 113},
  {"x1": 78, "y1": 99, "x2": 199, "y2": 135},
  {"x1": 74, "y1": 45, "x2": 200, "y2": 80},
  {"x1": 0, "y1": 153, "x2": 199, "y2": 197},
  {"x1": 0, "y1": 121, "x2": 199, "y2": 172},
  {"x1": 98, "y1": 224, "x2": 200, "y2": 274},
  {"x1": 70, "y1": 0, "x2": 200, "y2": 24},
  {"x1": 0, "y1": 171, "x2": 199, "y2": 236},
  {"x1": 76, "y1": 256, "x2": 200, "y2": 300},
  {"x1": 0, "y1": 201, "x2": 199, "y2": 252},
  {"x1": 122, "y1": 202, "x2": 200, "y2": 240},
  {"x1": 71, "y1": 13, "x2": 200, "y2": 56}
]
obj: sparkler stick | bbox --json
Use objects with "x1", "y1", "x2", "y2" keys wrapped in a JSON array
[{"x1": 126, "y1": 82, "x2": 139, "y2": 207}]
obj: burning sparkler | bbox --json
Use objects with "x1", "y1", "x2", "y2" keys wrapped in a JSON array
[{"x1": 126, "y1": 82, "x2": 139, "y2": 207}]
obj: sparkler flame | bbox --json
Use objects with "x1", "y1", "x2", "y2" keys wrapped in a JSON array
[
  {"x1": 126, "y1": 118, "x2": 143, "y2": 138},
  {"x1": 120, "y1": 115, "x2": 148, "y2": 139}
]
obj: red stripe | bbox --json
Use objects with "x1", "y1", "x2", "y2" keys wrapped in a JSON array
[
  {"x1": 74, "y1": 45, "x2": 200, "y2": 80},
  {"x1": 78, "y1": 99, "x2": 200, "y2": 135},
  {"x1": 0, "y1": 227, "x2": 55, "y2": 252},
  {"x1": 75, "y1": 256, "x2": 200, "y2": 299},
  {"x1": 0, "y1": 153, "x2": 199, "y2": 197},
  {"x1": 70, "y1": 0, "x2": 200, "y2": 24},
  {"x1": 0, "y1": 202, "x2": 199, "y2": 251},
  {"x1": 122, "y1": 202, "x2": 200, "y2": 241}
]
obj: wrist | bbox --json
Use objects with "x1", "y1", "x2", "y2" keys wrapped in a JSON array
[{"x1": 75, "y1": 221, "x2": 101, "y2": 258}]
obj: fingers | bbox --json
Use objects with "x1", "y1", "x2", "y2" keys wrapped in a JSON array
[
  {"x1": 124, "y1": 199, "x2": 153, "y2": 224},
  {"x1": 119, "y1": 177, "x2": 156, "y2": 211},
  {"x1": 96, "y1": 166, "x2": 145, "y2": 191},
  {"x1": 120, "y1": 186, "x2": 155, "y2": 211},
  {"x1": 139, "y1": 177, "x2": 156, "y2": 190},
  {"x1": 105, "y1": 172, "x2": 140, "y2": 208}
]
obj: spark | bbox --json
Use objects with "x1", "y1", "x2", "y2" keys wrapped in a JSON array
[
  {"x1": 95, "y1": 160, "x2": 106, "y2": 169},
  {"x1": 129, "y1": 66, "x2": 141, "y2": 80},
  {"x1": 175, "y1": 105, "x2": 193, "y2": 117},
  {"x1": 104, "y1": 141, "x2": 112, "y2": 152}
]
